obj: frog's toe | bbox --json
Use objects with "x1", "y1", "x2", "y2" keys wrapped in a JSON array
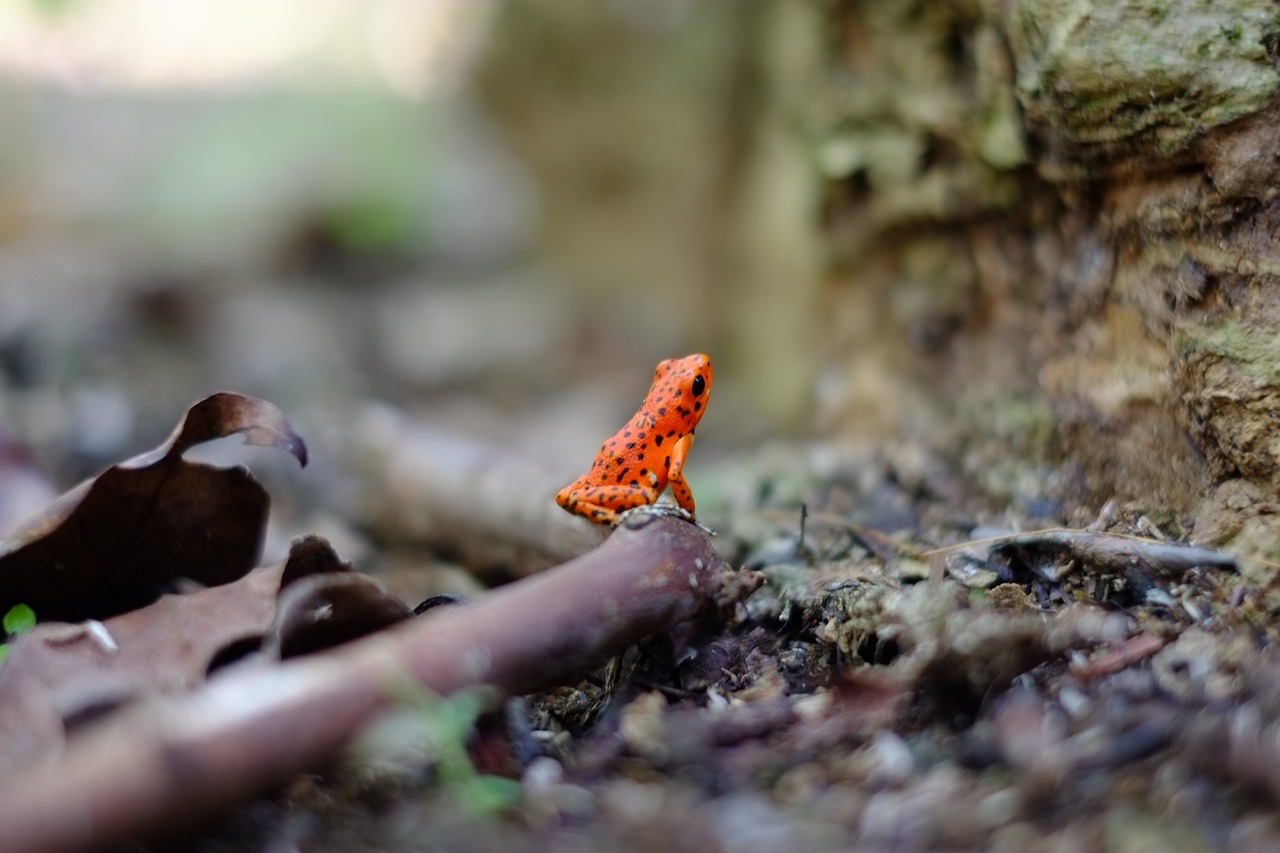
[{"x1": 618, "y1": 502, "x2": 716, "y2": 535}]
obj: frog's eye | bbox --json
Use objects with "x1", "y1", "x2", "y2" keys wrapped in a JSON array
[{"x1": 691, "y1": 375, "x2": 706, "y2": 397}]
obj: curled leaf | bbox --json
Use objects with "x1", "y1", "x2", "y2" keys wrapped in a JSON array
[
  {"x1": 0, "y1": 392, "x2": 308, "y2": 621},
  {"x1": 149, "y1": 391, "x2": 309, "y2": 467},
  {"x1": 264, "y1": 572, "x2": 413, "y2": 660}
]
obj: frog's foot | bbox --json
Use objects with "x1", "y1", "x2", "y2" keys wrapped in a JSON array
[{"x1": 618, "y1": 502, "x2": 716, "y2": 536}]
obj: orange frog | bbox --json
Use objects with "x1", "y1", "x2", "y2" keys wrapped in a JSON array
[{"x1": 556, "y1": 353, "x2": 713, "y2": 525}]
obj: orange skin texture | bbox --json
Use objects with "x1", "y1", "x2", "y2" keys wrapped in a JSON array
[{"x1": 556, "y1": 353, "x2": 713, "y2": 525}]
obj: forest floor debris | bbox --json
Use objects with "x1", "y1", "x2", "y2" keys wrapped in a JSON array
[{"x1": 2, "y1": 400, "x2": 1277, "y2": 851}]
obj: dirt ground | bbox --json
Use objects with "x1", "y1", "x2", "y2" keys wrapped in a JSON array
[{"x1": 166, "y1": 438, "x2": 1276, "y2": 853}]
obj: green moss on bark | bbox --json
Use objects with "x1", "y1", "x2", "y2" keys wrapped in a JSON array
[{"x1": 1006, "y1": 0, "x2": 1280, "y2": 165}]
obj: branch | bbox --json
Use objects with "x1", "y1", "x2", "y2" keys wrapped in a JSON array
[
  {"x1": 344, "y1": 408, "x2": 602, "y2": 574},
  {"x1": 0, "y1": 515, "x2": 759, "y2": 853}
]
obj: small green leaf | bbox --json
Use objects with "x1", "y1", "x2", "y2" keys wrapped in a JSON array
[
  {"x1": 459, "y1": 775, "x2": 522, "y2": 815},
  {"x1": 0, "y1": 644, "x2": 8, "y2": 664},
  {"x1": 3, "y1": 604, "x2": 35, "y2": 635}
]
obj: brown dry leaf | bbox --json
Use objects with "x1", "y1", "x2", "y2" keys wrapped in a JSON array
[
  {"x1": 0, "y1": 392, "x2": 308, "y2": 620},
  {"x1": 0, "y1": 561, "x2": 287, "y2": 773},
  {"x1": 0, "y1": 534, "x2": 406, "y2": 774}
]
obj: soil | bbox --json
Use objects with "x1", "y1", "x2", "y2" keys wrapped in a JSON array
[{"x1": 187, "y1": 442, "x2": 1278, "y2": 853}]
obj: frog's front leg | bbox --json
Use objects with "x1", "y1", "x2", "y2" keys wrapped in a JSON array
[
  {"x1": 665, "y1": 433, "x2": 697, "y2": 517},
  {"x1": 556, "y1": 483, "x2": 660, "y2": 525}
]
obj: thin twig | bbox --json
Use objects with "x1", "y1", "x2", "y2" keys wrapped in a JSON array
[{"x1": 760, "y1": 509, "x2": 1247, "y2": 576}]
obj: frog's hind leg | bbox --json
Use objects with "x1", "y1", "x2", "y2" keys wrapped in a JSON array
[{"x1": 561, "y1": 483, "x2": 658, "y2": 525}]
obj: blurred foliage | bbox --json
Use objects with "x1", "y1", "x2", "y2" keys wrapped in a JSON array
[
  {"x1": 390, "y1": 678, "x2": 522, "y2": 817},
  {"x1": 477, "y1": 2, "x2": 824, "y2": 433},
  {"x1": 25, "y1": 0, "x2": 84, "y2": 19}
]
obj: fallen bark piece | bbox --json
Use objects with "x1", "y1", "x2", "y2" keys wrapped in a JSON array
[
  {"x1": 0, "y1": 392, "x2": 308, "y2": 620},
  {"x1": 0, "y1": 515, "x2": 758, "y2": 853}
]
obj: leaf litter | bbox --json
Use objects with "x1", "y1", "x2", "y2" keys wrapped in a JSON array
[
  {"x1": 0, "y1": 395, "x2": 755, "y2": 852},
  {"x1": 0, "y1": 401, "x2": 1276, "y2": 851}
]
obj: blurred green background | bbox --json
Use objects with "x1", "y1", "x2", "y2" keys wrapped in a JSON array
[{"x1": 0, "y1": 0, "x2": 824, "y2": 505}]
